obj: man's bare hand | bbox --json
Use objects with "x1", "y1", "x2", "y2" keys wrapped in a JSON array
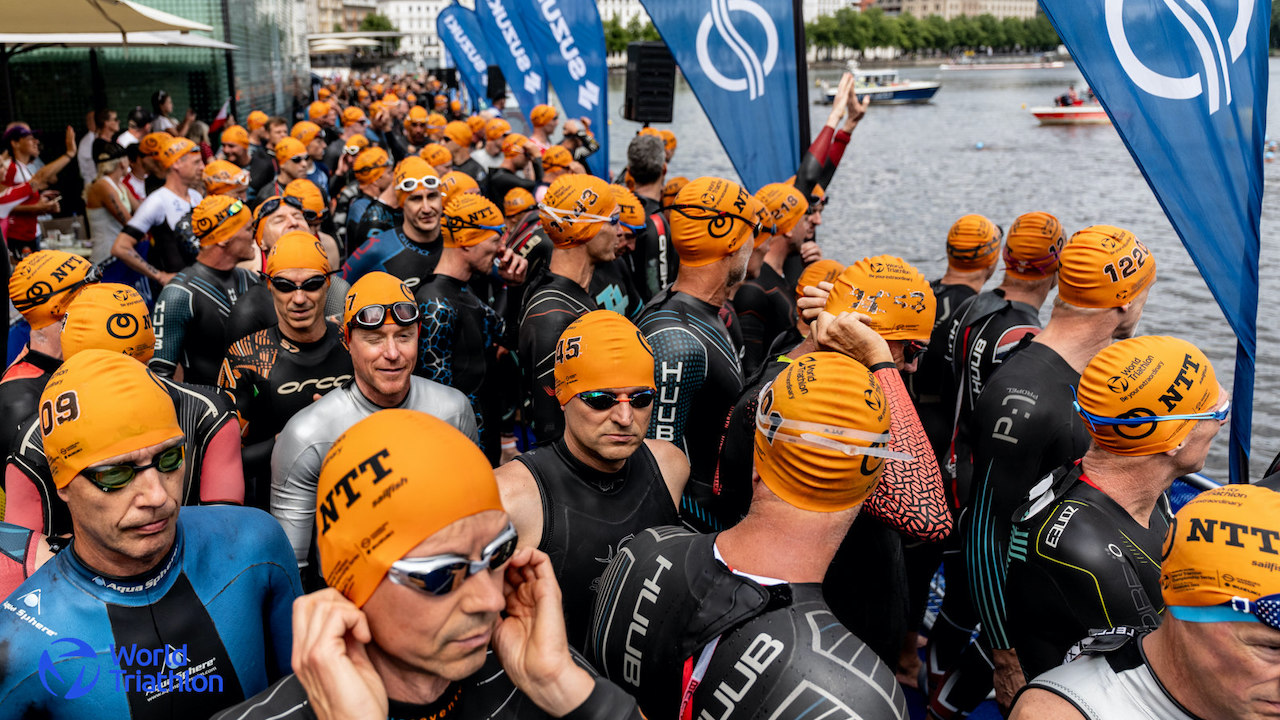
[
  {"x1": 292, "y1": 589, "x2": 389, "y2": 720},
  {"x1": 811, "y1": 310, "x2": 893, "y2": 367},
  {"x1": 796, "y1": 280, "x2": 833, "y2": 324}
]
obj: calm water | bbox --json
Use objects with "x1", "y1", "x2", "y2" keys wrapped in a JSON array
[{"x1": 606, "y1": 60, "x2": 1280, "y2": 481}]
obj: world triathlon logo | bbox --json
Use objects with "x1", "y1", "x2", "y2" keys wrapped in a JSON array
[
  {"x1": 1106, "y1": 0, "x2": 1254, "y2": 114},
  {"x1": 37, "y1": 637, "x2": 225, "y2": 698},
  {"x1": 696, "y1": 0, "x2": 778, "y2": 100}
]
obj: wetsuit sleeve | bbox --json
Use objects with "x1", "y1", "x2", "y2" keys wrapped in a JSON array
[
  {"x1": 417, "y1": 296, "x2": 458, "y2": 385},
  {"x1": 562, "y1": 678, "x2": 645, "y2": 720},
  {"x1": 864, "y1": 368, "x2": 951, "y2": 542},
  {"x1": 0, "y1": 523, "x2": 36, "y2": 600},
  {"x1": 817, "y1": 128, "x2": 852, "y2": 191},
  {"x1": 644, "y1": 326, "x2": 707, "y2": 450},
  {"x1": 340, "y1": 232, "x2": 381, "y2": 282},
  {"x1": 3, "y1": 463, "x2": 45, "y2": 533},
  {"x1": 271, "y1": 426, "x2": 325, "y2": 565},
  {"x1": 200, "y1": 422, "x2": 246, "y2": 505},
  {"x1": 150, "y1": 282, "x2": 194, "y2": 378},
  {"x1": 793, "y1": 126, "x2": 834, "y2": 199},
  {"x1": 732, "y1": 284, "x2": 770, "y2": 379}
]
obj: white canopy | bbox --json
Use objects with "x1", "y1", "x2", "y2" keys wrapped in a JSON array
[
  {"x1": 4, "y1": 0, "x2": 212, "y2": 34},
  {"x1": 0, "y1": 31, "x2": 235, "y2": 50}
]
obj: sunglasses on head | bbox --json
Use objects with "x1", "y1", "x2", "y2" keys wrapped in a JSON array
[
  {"x1": 348, "y1": 301, "x2": 420, "y2": 330},
  {"x1": 83, "y1": 444, "x2": 185, "y2": 492},
  {"x1": 396, "y1": 175, "x2": 441, "y2": 193},
  {"x1": 266, "y1": 273, "x2": 328, "y2": 293},
  {"x1": 388, "y1": 523, "x2": 519, "y2": 596},
  {"x1": 577, "y1": 389, "x2": 657, "y2": 411},
  {"x1": 903, "y1": 339, "x2": 929, "y2": 364}
]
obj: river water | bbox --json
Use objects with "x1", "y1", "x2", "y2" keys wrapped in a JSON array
[{"x1": 606, "y1": 60, "x2": 1280, "y2": 481}]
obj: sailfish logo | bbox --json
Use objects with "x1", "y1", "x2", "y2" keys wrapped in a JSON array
[
  {"x1": 695, "y1": 0, "x2": 778, "y2": 100},
  {"x1": 1107, "y1": 0, "x2": 1253, "y2": 114}
]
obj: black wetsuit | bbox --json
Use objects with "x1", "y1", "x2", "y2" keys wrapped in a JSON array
[
  {"x1": 504, "y1": 216, "x2": 554, "y2": 328},
  {"x1": 452, "y1": 157, "x2": 488, "y2": 183},
  {"x1": 350, "y1": 199, "x2": 400, "y2": 253},
  {"x1": 733, "y1": 264, "x2": 796, "y2": 378},
  {"x1": 484, "y1": 162, "x2": 542, "y2": 207},
  {"x1": 515, "y1": 439, "x2": 677, "y2": 650},
  {"x1": 588, "y1": 258, "x2": 642, "y2": 319},
  {"x1": 632, "y1": 199, "x2": 677, "y2": 300},
  {"x1": 967, "y1": 341, "x2": 1090, "y2": 652},
  {"x1": 1006, "y1": 463, "x2": 1169, "y2": 679},
  {"x1": 415, "y1": 274, "x2": 508, "y2": 463},
  {"x1": 909, "y1": 280, "x2": 979, "y2": 481},
  {"x1": 223, "y1": 279, "x2": 350, "y2": 351},
  {"x1": 587, "y1": 527, "x2": 909, "y2": 720},
  {"x1": 637, "y1": 289, "x2": 743, "y2": 531},
  {"x1": 218, "y1": 322, "x2": 353, "y2": 509},
  {"x1": 340, "y1": 225, "x2": 441, "y2": 290},
  {"x1": 0, "y1": 347, "x2": 59, "y2": 461},
  {"x1": 7, "y1": 377, "x2": 244, "y2": 536},
  {"x1": 518, "y1": 273, "x2": 596, "y2": 444},
  {"x1": 212, "y1": 651, "x2": 643, "y2": 720},
  {"x1": 150, "y1": 262, "x2": 258, "y2": 385}
]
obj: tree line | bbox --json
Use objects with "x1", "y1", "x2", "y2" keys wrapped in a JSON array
[{"x1": 807, "y1": 8, "x2": 1061, "y2": 56}]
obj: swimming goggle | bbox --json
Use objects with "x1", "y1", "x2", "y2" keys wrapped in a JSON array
[
  {"x1": 537, "y1": 203, "x2": 620, "y2": 227},
  {"x1": 83, "y1": 444, "x2": 185, "y2": 492},
  {"x1": 1170, "y1": 594, "x2": 1280, "y2": 631},
  {"x1": 396, "y1": 175, "x2": 442, "y2": 193},
  {"x1": 265, "y1": 273, "x2": 329, "y2": 293},
  {"x1": 577, "y1": 389, "x2": 656, "y2": 411},
  {"x1": 754, "y1": 390, "x2": 913, "y2": 461},
  {"x1": 388, "y1": 523, "x2": 519, "y2": 596},
  {"x1": 662, "y1": 203, "x2": 765, "y2": 239},
  {"x1": 12, "y1": 263, "x2": 102, "y2": 312},
  {"x1": 347, "y1": 301, "x2": 420, "y2": 330},
  {"x1": 1070, "y1": 386, "x2": 1229, "y2": 431}
]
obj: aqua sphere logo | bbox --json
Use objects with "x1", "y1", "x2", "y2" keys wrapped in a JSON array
[
  {"x1": 38, "y1": 638, "x2": 100, "y2": 699},
  {"x1": 37, "y1": 638, "x2": 224, "y2": 698}
]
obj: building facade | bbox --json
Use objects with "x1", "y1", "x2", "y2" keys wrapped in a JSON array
[
  {"x1": 379, "y1": 0, "x2": 447, "y2": 65},
  {"x1": 886, "y1": 0, "x2": 1039, "y2": 19}
]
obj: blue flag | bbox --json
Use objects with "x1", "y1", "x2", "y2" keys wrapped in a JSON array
[
  {"x1": 639, "y1": 0, "x2": 801, "y2": 192},
  {"x1": 437, "y1": 4, "x2": 494, "y2": 116},
  {"x1": 475, "y1": 0, "x2": 549, "y2": 131},
  {"x1": 518, "y1": 0, "x2": 610, "y2": 179},
  {"x1": 1040, "y1": 0, "x2": 1268, "y2": 483}
]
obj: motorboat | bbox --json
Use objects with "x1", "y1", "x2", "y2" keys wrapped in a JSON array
[
  {"x1": 821, "y1": 62, "x2": 940, "y2": 104},
  {"x1": 940, "y1": 60, "x2": 1065, "y2": 70},
  {"x1": 1030, "y1": 104, "x2": 1110, "y2": 125}
]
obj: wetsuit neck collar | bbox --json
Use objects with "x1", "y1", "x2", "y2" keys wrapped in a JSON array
[
  {"x1": 17, "y1": 346, "x2": 61, "y2": 374},
  {"x1": 196, "y1": 260, "x2": 235, "y2": 279},
  {"x1": 387, "y1": 681, "x2": 463, "y2": 720},
  {"x1": 64, "y1": 517, "x2": 184, "y2": 603},
  {"x1": 553, "y1": 437, "x2": 628, "y2": 492}
]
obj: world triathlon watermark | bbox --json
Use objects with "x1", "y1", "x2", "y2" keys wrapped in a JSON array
[{"x1": 38, "y1": 637, "x2": 224, "y2": 699}]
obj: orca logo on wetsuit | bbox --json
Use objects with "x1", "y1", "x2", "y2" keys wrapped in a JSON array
[{"x1": 277, "y1": 375, "x2": 352, "y2": 395}]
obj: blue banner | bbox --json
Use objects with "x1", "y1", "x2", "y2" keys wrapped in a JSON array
[
  {"x1": 1040, "y1": 0, "x2": 1268, "y2": 483},
  {"x1": 639, "y1": 0, "x2": 801, "y2": 192},
  {"x1": 475, "y1": 0, "x2": 549, "y2": 132},
  {"x1": 517, "y1": 0, "x2": 610, "y2": 179},
  {"x1": 437, "y1": 5, "x2": 494, "y2": 116}
]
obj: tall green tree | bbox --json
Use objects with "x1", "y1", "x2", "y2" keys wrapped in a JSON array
[
  {"x1": 359, "y1": 13, "x2": 399, "y2": 50},
  {"x1": 603, "y1": 17, "x2": 628, "y2": 54}
]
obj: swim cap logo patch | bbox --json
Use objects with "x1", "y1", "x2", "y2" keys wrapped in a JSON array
[
  {"x1": 106, "y1": 313, "x2": 142, "y2": 339},
  {"x1": 1107, "y1": 376, "x2": 1129, "y2": 393}
]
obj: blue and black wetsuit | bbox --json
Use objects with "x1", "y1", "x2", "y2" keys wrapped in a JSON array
[
  {"x1": 340, "y1": 226, "x2": 441, "y2": 290},
  {"x1": 0, "y1": 506, "x2": 301, "y2": 720}
]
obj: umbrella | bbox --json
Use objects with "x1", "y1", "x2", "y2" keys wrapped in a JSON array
[
  {"x1": 0, "y1": 32, "x2": 235, "y2": 50},
  {"x1": 5, "y1": 0, "x2": 212, "y2": 34}
]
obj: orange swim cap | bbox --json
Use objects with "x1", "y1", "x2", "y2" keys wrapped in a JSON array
[
  {"x1": 755, "y1": 183, "x2": 809, "y2": 239},
  {"x1": 61, "y1": 283, "x2": 154, "y2": 363},
  {"x1": 308, "y1": 101, "x2": 331, "y2": 122},
  {"x1": 353, "y1": 147, "x2": 391, "y2": 184},
  {"x1": 284, "y1": 179, "x2": 327, "y2": 220},
  {"x1": 753, "y1": 352, "x2": 896, "y2": 512},
  {"x1": 466, "y1": 115, "x2": 486, "y2": 135},
  {"x1": 219, "y1": 125, "x2": 249, "y2": 147},
  {"x1": 441, "y1": 194, "x2": 504, "y2": 248},
  {"x1": 662, "y1": 176, "x2": 689, "y2": 206},
  {"x1": 531, "y1": 104, "x2": 557, "y2": 127},
  {"x1": 427, "y1": 112, "x2": 447, "y2": 130},
  {"x1": 342, "y1": 106, "x2": 367, "y2": 125},
  {"x1": 1075, "y1": 335, "x2": 1220, "y2": 456},
  {"x1": 1057, "y1": 225, "x2": 1156, "y2": 308},
  {"x1": 484, "y1": 118, "x2": 511, "y2": 141},
  {"x1": 291, "y1": 121, "x2": 322, "y2": 145},
  {"x1": 610, "y1": 186, "x2": 647, "y2": 231},
  {"x1": 825, "y1": 255, "x2": 936, "y2": 341},
  {"x1": 502, "y1": 133, "x2": 530, "y2": 158},
  {"x1": 538, "y1": 174, "x2": 618, "y2": 248},
  {"x1": 541, "y1": 145, "x2": 573, "y2": 172},
  {"x1": 553, "y1": 310, "x2": 655, "y2": 405},
  {"x1": 156, "y1": 138, "x2": 197, "y2": 169},
  {"x1": 1162, "y1": 485, "x2": 1280, "y2": 622},
  {"x1": 946, "y1": 214, "x2": 1002, "y2": 270},
  {"x1": 393, "y1": 157, "x2": 440, "y2": 205},
  {"x1": 1003, "y1": 211, "x2": 1065, "y2": 279},
  {"x1": 191, "y1": 195, "x2": 251, "y2": 248},
  {"x1": 405, "y1": 106, "x2": 429, "y2": 126},
  {"x1": 317, "y1": 409, "x2": 501, "y2": 607},
  {"x1": 139, "y1": 132, "x2": 173, "y2": 158},
  {"x1": 440, "y1": 171, "x2": 479, "y2": 200},
  {"x1": 659, "y1": 129, "x2": 677, "y2": 154},
  {"x1": 203, "y1": 160, "x2": 249, "y2": 196},
  {"x1": 745, "y1": 196, "x2": 771, "y2": 248},
  {"x1": 343, "y1": 272, "x2": 414, "y2": 330},
  {"x1": 668, "y1": 176, "x2": 755, "y2": 268},
  {"x1": 273, "y1": 137, "x2": 307, "y2": 163},
  {"x1": 246, "y1": 111, "x2": 268, "y2": 131},
  {"x1": 9, "y1": 250, "x2": 93, "y2": 330},
  {"x1": 443, "y1": 121, "x2": 473, "y2": 147},
  {"x1": 41, "y1": 350, "x2": 181, "y2": 490},
  {"x1": 266, "y1": 231, "x2": 330, "y2": 277},
  {"x1": 504, "y1": 188, "x2": 536, "y2": 218},
  {"x1": 795, "y1": 259, "x2": 845, "y2": 302},
  {"x1": 418, "y1": 143, "x2": 451, "y2": 168}
]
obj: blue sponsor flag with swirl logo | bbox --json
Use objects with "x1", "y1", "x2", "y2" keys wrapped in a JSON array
[
  {"x1": 437, "y1": 4, "x2": 495, "y2": 114},
  {"x1": 475, "y1": 0, "x2": 549, "y2": 131},
  {"x1": 518, "y1": 0, "x2": 610, "y2": 179},
  {"x1": 1039, "y1": 0, "x2": 1268, "y2": 483},
  {"x1": 639, "y1": 0, "x2": 800, "y2": 192}
]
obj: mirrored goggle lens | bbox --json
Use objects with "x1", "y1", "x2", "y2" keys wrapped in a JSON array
[
  {"x1": 269, "y1": 274, "x2": 327, "y2": 293},
  {"x1": 84, "y1": 444, "x2": 185, "y2": 491},
  {"x1": 351, "y1": 301, "x2": 420, "y2": 328},
  {"x1": 578, "y1": 389, "x2": 656, "y2": 411}
]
